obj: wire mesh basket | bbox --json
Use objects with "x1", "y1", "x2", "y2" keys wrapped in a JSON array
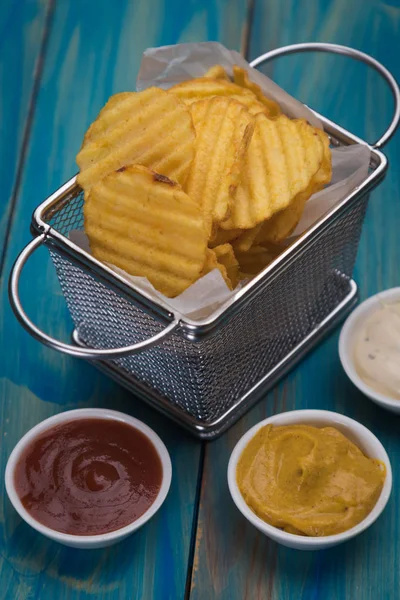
[{"x1": 9, "y1": 43, "x2": 399, "y2": 438}]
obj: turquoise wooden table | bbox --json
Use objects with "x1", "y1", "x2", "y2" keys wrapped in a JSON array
[{"x1": 1, "y1": 1, "x2": 399, "y2": 598}]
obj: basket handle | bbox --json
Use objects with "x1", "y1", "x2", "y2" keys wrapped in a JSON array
[
  {"x1": 250, "y1": 42, "x2": 400, "y2": 149},
  {"x1": 9, "y1": 234, "x2": 180, "y2": 360}
]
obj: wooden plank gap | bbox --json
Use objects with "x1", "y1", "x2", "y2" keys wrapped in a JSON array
[
  {"x1": 185, "y1": 442, "x2": 206, "y2": 600},
  {"x1": 240, "y1": 0, "x2": 255, "y2": 60},
  {"x1": 0, "y1": 0, "x2": 55, "y2": 278}
]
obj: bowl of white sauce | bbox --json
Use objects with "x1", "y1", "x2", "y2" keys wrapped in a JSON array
[{"x1": 339, "y1": 288, "x2": 400, "y2": 413}]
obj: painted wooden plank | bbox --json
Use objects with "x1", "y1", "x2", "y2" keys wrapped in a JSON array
[
  {"x1": 0, "y1": 1, "x2": 247, "y2": 599},
  {"x1": 190, "y1": 1, "x2": 400, "y2": 598},
  {"x1": 0, "y1": 0, "x2": 50, "y2": 267}
]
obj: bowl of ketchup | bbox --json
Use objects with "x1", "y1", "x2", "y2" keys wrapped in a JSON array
[{"x1": 5, "y1": 408, "x2": 172, "y2": 549}]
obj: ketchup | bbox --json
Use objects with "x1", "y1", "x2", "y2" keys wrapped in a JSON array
[{"x1": 14, "y1": 418, "x2": 163, "y2": 535}]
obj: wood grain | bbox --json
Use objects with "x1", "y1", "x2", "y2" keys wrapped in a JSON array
[
  {"x1": 0, "y1": 0, "x2": 50, "y2": 271},
  {"x1": 0, "y1": 0, "x2": 247, "y2": 598},
  {"x1": 190, "y1": 1, "x2": 400, "y2": 598}
]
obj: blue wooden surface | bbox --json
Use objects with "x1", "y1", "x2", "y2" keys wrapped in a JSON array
[
  {"x1": 0, "y1": 0, "x2": 50, "y2": 269},
  {"x1": 191, "y1": 1, "x2": 400, "y2": 599},
  {"x1": 0, "y1": 1, "x2": 246, "y2": 598},
  {"x1": 1, "y1": 0, "x2": 400, "y2": 598}
]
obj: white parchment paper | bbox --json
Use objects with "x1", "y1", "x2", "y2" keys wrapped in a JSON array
[{"x1": 74, "y1": 42, "x2": 371, "y2": 320}]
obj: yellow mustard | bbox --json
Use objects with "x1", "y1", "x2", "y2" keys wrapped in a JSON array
[{"x1": 237, "y1": 424, "x2": 385, "y2": 536}]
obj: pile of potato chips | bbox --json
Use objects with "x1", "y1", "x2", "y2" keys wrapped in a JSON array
[{"x1": 77, "y1": 65, "x2": 332, "y2": 298}]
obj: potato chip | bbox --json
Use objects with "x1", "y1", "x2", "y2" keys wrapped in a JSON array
[
  {"x1": 84, "y1": 165, "x2": 208, "y2": 297},
  {"x1": 255, "y1": 190, "x2": 309, "y2": 244},
  {"x1": 213, "y1": 244, "x2": 239, "y2": 288},
  {"x1": 245, "y1": 99, "x2": 275, "y2": 116},
  {"x1": 185, "y1": 97, "x2": 255, "y2": 230},
  {"x1": 190, "y1": 100, "x2": 209, "y2": 128},
  {"x1": 221, "y1": 114, "x2": 327, "y2": 230},
  {"x1": 314, "y1": 128, "x2": 332, "y2": 186},
  {"x1": 203, "y1": 65, "x2": 230, "y2": 80},
  {"x1": 201, "y1": 249, "x2": 232, "y2": 289},
  {"x1": 256, "y1": 128, "x2": 332, "y2": 243},
  {"x1": 232, "y1": 224, "x2": 262, "y2": 253},
  {"x1": 190, "y1": 99, "x2": 264, "y2": 135},
  {"x1": 235, "y1": 245, "x2": 278, "y2": 276},
  {"x1": 209, "y1": 227, "x2": 242, "y2": 248},
  {"x1": 77, "y1": 87, "x2": 195, "y2": 191},
  {"x1": 233, "y1": 65, "x2": 281, "y2": 117},
  {"x1": 170, "y1": 77, "x2": 274, "y2": 118},
  {"x1": 174, "y1": 79, "x2": 266, "y2": 114},
  {"x1": 169, "y1": 78, "x2": 254, "y2": 103}
]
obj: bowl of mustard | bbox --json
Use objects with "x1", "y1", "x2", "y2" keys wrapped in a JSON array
[{"x1": 228, "y1": 409, "x2": 392, "y2": 550}]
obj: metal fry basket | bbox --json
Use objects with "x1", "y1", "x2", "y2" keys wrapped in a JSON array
[{"x1": 9, "y1": 44, "x2": 400, "y2": 439}]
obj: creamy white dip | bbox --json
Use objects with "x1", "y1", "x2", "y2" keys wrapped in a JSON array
[{"x1": 354, "y1": 302, "x2": 400, "y2": 400}]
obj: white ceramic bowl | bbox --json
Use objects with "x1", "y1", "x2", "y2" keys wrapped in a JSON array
[
  {"x1": 5, "y1": 408, "x2": 172, "y2": 549},
  {"x1": 339, "y1": 287, "x2": 400, "y2": 414},
  {"x1": 228, "y1": 409, "x2": 392, "y2": 550}
]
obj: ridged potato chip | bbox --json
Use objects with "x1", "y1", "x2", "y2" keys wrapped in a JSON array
[
  {"x1": 185, "y1": 97, "x2": 255, "y2": 230},
  {"x1": 190, "y1": 100, "x2": 209, "y2": 128},
  {"x1": 77, "y1": 87, "x2": 195, "y2": 191},
  {"x1": 201, "y1": 249, "x2": 232, "y2": 289},
  {"x1": 256, "y1": 128, "x2": 332, "y2": 243},
  {"x1": 312, "y1": 128, "x2": 332, "y2": 188},
  {"x1": 189, "y1": 94, "x2": 265, "y2": 132},
  {"x1": 84, "y1": 165, "x2": 208, "y2": 297},
  {"x1": 255, "y1": 191, "x2": 310, "y2": 244},
  {"x1": 213, "y1": 243, "x2": 239, "y2": 288},
  {"x1": 233, "y1": 65, "x2": 281, "y2": 117},
  {"x1": 221, "y1": 114, "x2": 328, "y2": 230},
  {"x1": 203, "y1": 65, "x2": 230, "y2": 80},
  {"x1": 245, "y1": 100, "x2": 275, "y2": 116},
  {"x1": 232, "y1": 224, "x2": 262, "y2": 253},
  {"x1": 169, "y1": 78, "x2": 255, "y2": 104},
  {"x1": 168, "y1": 77, "x2": 268, "y2": 116},
  {"x1": 209, "y1": 227, "x2": 242, "y2": 248},
  {"x1": 177, "y1": 76, "x2": 274, "y2": 117},
  {"x1": 235, "y1": 245, "x2": 278, "y2": 276}
]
